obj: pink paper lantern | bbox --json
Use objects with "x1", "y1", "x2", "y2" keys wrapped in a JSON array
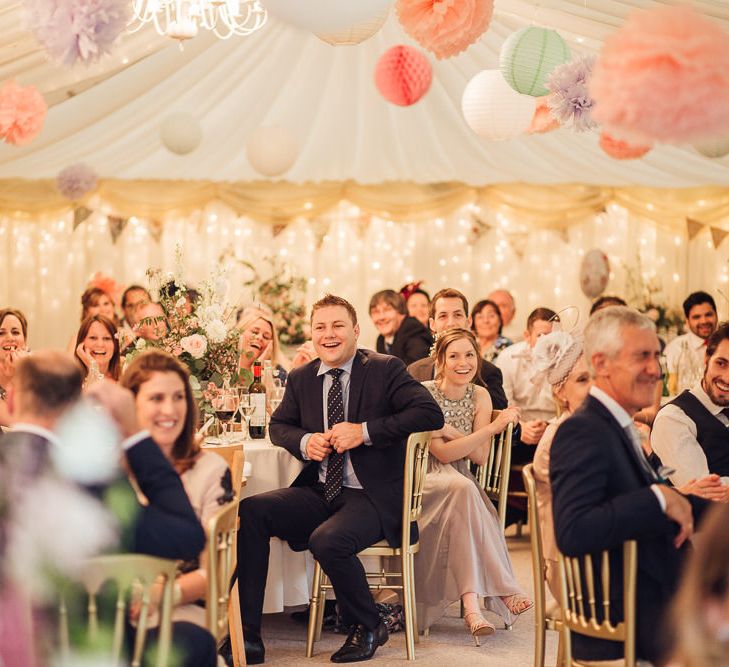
[
  {"x1": 396, "y1": 0, "x2": 493, "y2": 60},
  {"x1": 0, "y1": 80, "x2": 47, "y2": 146},
  {"x1": 528, "y1": 96, "x2": 560, "y2": 134},
  {"x1": 375, "y1": 45, "x2": 432, "y2": 107},
  {"x1": 599, "y1": 133, "x2": 651, "y2": 160}
]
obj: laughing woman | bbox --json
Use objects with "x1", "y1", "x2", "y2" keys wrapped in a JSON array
[
  {"x1": 74, "y1": 315, "x2": 121, "y2": 384},
  {"x1": 236, "y1": 306, "x2": 289, "y2": 383},
  {"x1": 0, "y1": 308, "x2": 30, "y2": 427},
  {"x1": 417, "y1": 328, "x2": 532, "y2": 642}
]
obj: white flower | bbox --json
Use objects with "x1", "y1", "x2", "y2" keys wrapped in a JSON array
[
  {"x1": 205, "y1": 319, "x2": 227, "y2": 344},
  {"x1": 532, "y1": 331, "x2": 575, "y2": 373},
  {"x1": 214, "y1": 274, "x2": 228, "y2": 300},
  {"x1": 181, "y1": 333, "x2": 208, "y2": 359},
  {"x1": 135, "y1": 338, "x2": 147, "y2": 350},
  {"x1": 176, "y1": 296, "x2": 187, "y2": 309},
  {"x1": 189, "y1": 375, "x2": 201, "y2": 391}
]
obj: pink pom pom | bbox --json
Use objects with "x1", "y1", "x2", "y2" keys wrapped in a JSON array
[
  {"x1": 528, "y1": 96, "x2": 560, "y2": 134},
  {"x1": 0, "y1": 80, "x2": 47, "y2": 146},
  {"x1": 396, "y1": 0, "x2": 493, "y2": 60},
  {"x1": 375, "y1": 45, "x2": 432, "y2": 106},
  {"x1": 590, "y1": 5, "x2": 729, "y2": 144},
  {"x1": 57, "y1": 163, "x2": 99, "y2": 200},
  {"x1": 599, "y1": 133, "x2": 651, "y2": 160}
]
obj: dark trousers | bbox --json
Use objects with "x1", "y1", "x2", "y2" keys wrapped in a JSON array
[{"x1": 237, "y1": 484, "x2": 383, "y2": 633}]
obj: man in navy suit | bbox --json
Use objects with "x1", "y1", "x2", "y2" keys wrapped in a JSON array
[
  {"x1": 236, "y1": 294, "x2": 444, "y2": 664},
  {"x1": 551, "y1": 306, "x2": 708, "y2": 664}
]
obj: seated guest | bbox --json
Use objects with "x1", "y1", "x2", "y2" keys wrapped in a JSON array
[
  {"x1": 471, "y1": 298, "x2": 512, "y2": 362},
  {"x1": 74, "y1": 315, "x2": 121, "y2": 385},
  {"x1": 399, "y1": 281, "x2": 430, "y2": 328},
  {"x1": 550, "y1": 306, "x2": 709, "y2": 664},
  {"x1": 0, "y1": 308, "x2": 29, "y2": 427},
  {"x1": 531, "y1": 331, "x2": 591, "y2": 600},
  {"x1": 237, "y1": 305, "x2": 290, "y2": 383},
  {"x1": 120, "y1": 285, "x2": 151, "y2": 331},
  {"x1": 407, "y1": 288, "x2": 507, "y2": 409},
  {"x1": 651, "y1": 322, "x2": 729, "y2": 502},
  {"x1": 236, "y1": 294, "x2": 443, "y2": 664},
  {"x1": 417, "y1": 328, "x2": 531, "y2": 640},
  {"x1": 135, "y1": 302, "x2": 168, "y2": 342},
  {"x1": 121, "y1": 350, "x2": 233, "y2": 631},
  {"x1": 487, "y1": 289, "x2": 519, "y2": 341},
  {"x1": 80, "y1": 286, "x2": 117, "y2": 324},
  {"x1": 370, "y1": 289, "x2": 432, "y2": 366},
  {"x1": 589, "y1": 295, "x2": 627, "y2": 314},
  {"x1": 665, "y1": 291, "x2": 718, "y2": 395},
  {"x1": 496, "y1": 307, "x2": 559, "y2": 462}
]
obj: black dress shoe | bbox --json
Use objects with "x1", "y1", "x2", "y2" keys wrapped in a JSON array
[
  {"x1": 330, "y1": 621, "x2": 388, "y2": 663},
  {"x1": 243, "y1": 626, "x2": 265, "y2": 665},
  {"x1": 217, "y1": 634, "x2": 234, "y2": 667}
]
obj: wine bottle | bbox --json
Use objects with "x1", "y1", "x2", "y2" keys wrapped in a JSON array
[{"x1": 249, "y1": 361, "x2": 267, "y2": 439}]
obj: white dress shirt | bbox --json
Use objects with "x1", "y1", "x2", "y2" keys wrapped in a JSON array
[
  {"x1": 664, "y1": 331, "x2": 707, "y2": 393},
  {"x1": 650, "y1": 382, "x2": 729, "y2": 487},
  {"x1": 495, "y1": 340, "x2": 556, "y2": 421}
]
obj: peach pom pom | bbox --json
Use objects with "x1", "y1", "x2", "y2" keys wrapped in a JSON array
[
  {"x1": 0, "y1": 80, "x2": 47, "y2": 146},
  {"x1": 599, "y1": 133, "x2": 651, "y2": 160},
  {"x1": 590, "y1": 5, "x2": 729, "y2": 145},
  {"x1": 396, "y1": 0, "x2": 493, "y2": 60},
  {"x1": 528, "y1": 96, "x2": 560, "y2": 134}
]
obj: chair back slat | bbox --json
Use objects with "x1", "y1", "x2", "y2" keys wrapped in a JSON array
[
  {"x1": 584, "y1": 554, "x2": 597, "y2": 621},
  {"x1": 472, "y1": 420, "x2": 513, "y2": 530},
  {"x1": 401, "y1": 431, "x2": 431, "y2": 551},
  {"x1": 601, "y1": 551, "x2": 611, "y2": 626},
  {"x1": 206, "y1": 445, "x2": 245, "y2": 499},
  {"x1": 111, "y1": 591, "x2": 126, "y2": 661},
  {"x1": 206, "y1": 501, "x2": 240, "y2": 642}
]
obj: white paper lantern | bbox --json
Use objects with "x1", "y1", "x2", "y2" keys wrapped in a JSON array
[
  {"x1": 694, "y1": 132, "x2": 729, "y2": 159},
  {"x1": 160, "y1": 112, "x2": 202, "y2": 155},
  {"x1": 317, "y1": 8, "x2": 388, "y2": 45},
  {"x1": 264, "y1": 0, "x2": 391, "y2": 34},
  {"x1": 246, "y1": 126, "x2": 298, "y2": 177},
  {"x1": 579, "y1": 248, "x2": 610, "y2": 298},
  {"x1": 461, "y1": 70, "x2": 536, "y2": 141}
]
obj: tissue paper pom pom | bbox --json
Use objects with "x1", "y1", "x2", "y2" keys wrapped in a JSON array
[
  {"x1": 546, "y1": 55, "x2": 597, "y2": 132},
  {"x1": 590, "y1": 5, "x2": 729, "y2": 144},
  {"x1": 528, "y1": 96, "x2": 560, "y2": 134},
  {"x1": 599, "y1": 133, "x2": 651, "y2": 160},
  {"x1": 396, "y1": 0, "x2": 493, "y2": 60},
  {"x1": 57, "y1": 163, "x2": 99, "y2": 200},
  {"x1": 24, "y1": 0, "x2": 130, "y2": 66},
  {"x1": 375, "y1": 45, "x2": 432, "y2": 106},
  {"x1": 0, "y1": 80, "x2": 47, "y2": 145}
]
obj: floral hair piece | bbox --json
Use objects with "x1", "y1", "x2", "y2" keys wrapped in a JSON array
[
  {"x1": 531, "y1": 330, "x2": 584, "y2": 390},
  {"x1": 400, "y1": 281, "x2": 424, "y2": 302}
]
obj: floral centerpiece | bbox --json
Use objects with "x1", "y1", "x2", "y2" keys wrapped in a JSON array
[
  {"x1": 623, "y1": 258, "x2": 684, "y2": 337},
  {"x1": 123, "y1": 263, "x2": 242, "y2": 416}
]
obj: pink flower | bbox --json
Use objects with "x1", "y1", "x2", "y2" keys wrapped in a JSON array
[
  {"x1": 172, "y1": 345, "x2": 183, "y2": 357},
  {"x1": 180, "y1": 334, "x2": 207, "y2": 359},
  {"x1": 0, "y1": 80, "x2": 47, "y2": 145}
]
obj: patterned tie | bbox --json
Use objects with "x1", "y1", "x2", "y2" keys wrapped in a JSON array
[{"x1": 324, "y1": 368, "x2": 346, "y2": 502}]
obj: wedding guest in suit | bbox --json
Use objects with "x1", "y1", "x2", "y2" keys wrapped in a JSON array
[
  {"x1": 236, "y1": 305, "x2": 290, "y2": 382},
  {"x1": 370, "y1": 289, "x2": 432, "y2": 366},
  {"x1": 236, "y1": 294, "x2": 443, "y2": 664},
  {"x1": 0, "y1": 308, "x2": 29, "y2": 427},
  {"x1": 74, "y1": 315, "x2": 121, "y2": 384},
  {"x1": 416, "y1": 328, "x2": 530, "y2": 641},
  {"x1": 399, "y1": 281, "x2": 430, "y2": 328},
  {"x1": 487, "y1": 289, "x2": 519, "y2": 341},
  {"x1": 407, "y1": 288, "x2": 507, "y2": 410},
  {"x1": 550, "y1": 306, "x2": 709, "y2": 664},
  {"x1": 120, "y1": 285, "x2": 151, "y2": 331},
  {"x1": 471, "y1": 299, "x2": 512, "y2": 363},
  {"x1": 651, "y1": 322, "x2": 729, "y2": 501},
  {"x1": 531, "y1": 330, "x2": 591, "y2": 600}
]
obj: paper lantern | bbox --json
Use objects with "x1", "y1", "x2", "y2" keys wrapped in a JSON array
[
  {"x1": 264, "y1": 0, "x2": 391, "y2": 34},
  {"x1": 528, "y1": 96, "x2": 560, "y2": 134},
  {"x1": 57, "y1": 163, "x2": 98, "y2": 200},
  {"x1": 461, "y1": 70, "x2": 535, "y2": 140},
  {"x1": 160, "y1": 113, "x2": 202, "y2": 155},
  {"x1": 375, "y1": 45, "x2": 432, "y2": 107},
  {"x1": 500, "y1": 27, "x2": 571, "y2": 97},
  {"x1": 694, "y1": 133, "x2": 729, "y2": 159},
  {"x1": 246, "y1": 126, "x2": 298, "y2": 177},
  {"x1": 599, "y1": 133, "x2": 651, "y2": 160},
  {"x1": 579, "y1": 249, "x2": 610, "y2": 298},
  {"x1": 317, "y1": 8, "x2": 388, "y2": 45}
]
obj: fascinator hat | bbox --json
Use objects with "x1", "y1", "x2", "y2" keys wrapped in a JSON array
[{"x1": 531, "y1": 330, "x2": 584, "y2": 390}]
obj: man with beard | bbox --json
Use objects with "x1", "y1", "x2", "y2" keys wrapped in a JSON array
[{"x1": 651, "y1": 322, "x2": 729, "y2": 501}]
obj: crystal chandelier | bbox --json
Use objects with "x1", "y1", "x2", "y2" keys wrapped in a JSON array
[{"x1": 129, "y1": 0, "x2": 267, "y2": 41}]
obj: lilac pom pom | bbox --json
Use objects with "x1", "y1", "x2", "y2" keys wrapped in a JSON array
[
  {"x1": 546, "y1": 55, "x2": 597, "y2": 132},
  {"x1": 24, "y1": 0, "x2": 130, "y2": 66},
  {"x1": 57, "y1": 163, "x2": 98, "y2": 201}
]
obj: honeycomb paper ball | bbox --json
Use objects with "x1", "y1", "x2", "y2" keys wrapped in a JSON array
[
  {"x1": 500, "y1": 27, "x2": 571, "y2": 97},
  {"x1": 694, "y1": 132, "x2": 729, "y2": 158},
  {"x1": 246, "y1": 126, "x2": 298, "y2": 177},
  {"x1": 160, "y1": 112, "x2": 202, "y2": 155},
  {"x1": 375, "y1": 45, "x2": 432, "y2": 107},
  {"x1": 462, "y1": 70, "x2": 535, "y2": 140},
  {"x1": 599, "y1": 133, "x2": 651, "y2": 160}
]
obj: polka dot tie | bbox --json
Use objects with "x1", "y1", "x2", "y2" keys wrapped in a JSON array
[{"x1": 324, "y1": 368, "x2": 345, "y2": 503}]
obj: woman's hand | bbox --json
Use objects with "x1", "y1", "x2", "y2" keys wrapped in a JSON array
[
  {"x1": 0, "y1": 347, "x2": 28, "y2": 379},
  {"x1": 258, "y1": 339, "x2": 273, "y2": 362},
  {"x1": 492, "y1": 406, "x2": 520, "y2": 432},
  {"x1": 75, "y1": 342, "x2": 94, "y2": 369}
]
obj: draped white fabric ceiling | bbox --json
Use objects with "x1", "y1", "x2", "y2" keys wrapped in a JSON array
[{"x1": 1, "y1": 0, "x2": 729, "y2": 186}]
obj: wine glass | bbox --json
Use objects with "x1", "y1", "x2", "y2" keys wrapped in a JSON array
[
  {"x1": 239, "y1": 393, "x2": 255, "y2": 440},
  {"x1": 213, "y1": 388, "x2": 239, "y2": 444},
  {"x1": 269, "y1": 385, "x2": 285, "y2": 415}
]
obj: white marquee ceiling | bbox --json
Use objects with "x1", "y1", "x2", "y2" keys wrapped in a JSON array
[{"x1": 0, "y1": 0, "x2": 728, "y2": 186}]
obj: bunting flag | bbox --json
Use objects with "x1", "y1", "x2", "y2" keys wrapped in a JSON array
[
  {"x1": 556, "y1": 227, "x2": 570, "y2": 244},
  {"x1": 686, "y1": 217, "x2": 704, "y2": 240},
  {"x1": 148, "y1": 219, "x2": 163, "y2": 243},
  {"x1": 272, "y1": 223, "x2": 287, "y2": 237},
  {"x1": 108, "y1": 215, "x2": 128, "y2": 244},
  {"x1": 73, "y1": 206, "x2": 92, "y2": 230},
  {"x1": 711, "y1": 226, "x2": 729, "y2": 249},
  {"x1": 508, "y1": 231, "x2": 530, "y2": 259}
]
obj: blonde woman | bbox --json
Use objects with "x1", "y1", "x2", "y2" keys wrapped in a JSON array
[{"x1": 236, "y1": 305, "x2": 290, "y2": 382}]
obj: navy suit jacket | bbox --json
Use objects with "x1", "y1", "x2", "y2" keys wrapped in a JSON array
[
  {"x1": 550, "y1": 395, "x2": 708, "y2": 662},
  {"x1": 269, "y1": 348, "x2": 444, "y2": 547}
]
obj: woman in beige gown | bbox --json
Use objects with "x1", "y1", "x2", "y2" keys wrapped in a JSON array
[{"x1": 416, "y1": 328, "x2": 532, "y2": 643}]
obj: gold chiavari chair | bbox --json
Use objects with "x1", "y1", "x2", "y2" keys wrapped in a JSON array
[
  {"x1": 306, "y1": 431, "x2": 431, "y2": 661},
  {"x1": 557, "y1": 540, "x2": 638, "y2": 667},
  {"x1": 522, "y1": 463, "x2": 563, "y2": 667},
  {"x1": 59, "y1": 554, "x2": 178, "y2": 667}
]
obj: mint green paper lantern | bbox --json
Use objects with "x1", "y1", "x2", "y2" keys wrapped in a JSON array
[{"x1": 500, "y1": 27, "x2": 571, "y2": 97}]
